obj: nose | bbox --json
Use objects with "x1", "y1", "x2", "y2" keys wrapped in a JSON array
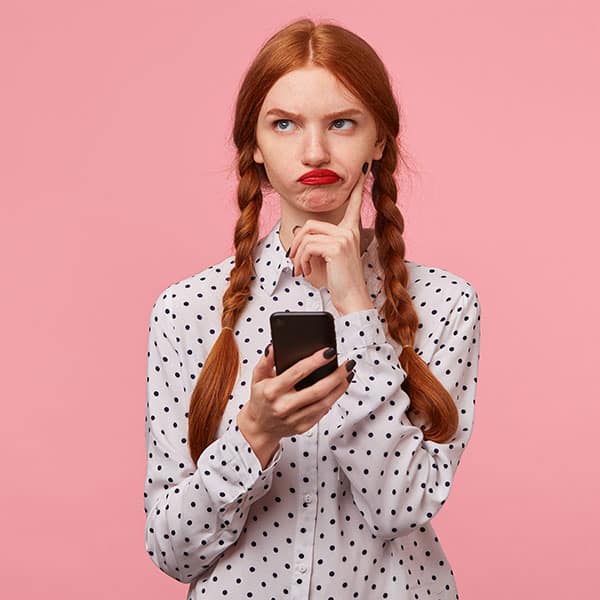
[{"x1": 301, "y1": 126, "x2": 330, "y2": 166}]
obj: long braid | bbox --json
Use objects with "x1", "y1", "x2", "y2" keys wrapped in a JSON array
[
  {"x1": 372, "y1": 147, "x2": 459, "y2": 443},
  {"x1": 187, "y1": 150, "x2": 263, "y2": 464}
]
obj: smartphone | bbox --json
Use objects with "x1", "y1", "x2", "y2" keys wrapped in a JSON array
[{"x1": 269, "y1": 311, "x2": 338, "y2": 391}]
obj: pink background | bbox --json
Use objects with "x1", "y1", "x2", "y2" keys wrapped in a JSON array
[{"x1": 1, "y1": 1, "x2": 598, "y2": 597}]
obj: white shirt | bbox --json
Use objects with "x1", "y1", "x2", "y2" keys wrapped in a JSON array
[{"x1": 144, "y1": 217, "x2": 481, "y2": 599}]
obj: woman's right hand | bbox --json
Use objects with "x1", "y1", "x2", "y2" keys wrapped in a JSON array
[{"x1": 239, "y1": 343, "x2": 356, "y2": 445}]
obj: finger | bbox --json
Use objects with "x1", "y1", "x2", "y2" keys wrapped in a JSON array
[
  {"x1": 292, "y1": 361, "x2": 353, "y2": 412},
  {"x1": 289, "y1": 219, "x2": 339, "y2": 260},
  {"x1": 293, "y1": 354, "x2": 356, "y2": 412},
  {"x1": 289, "y1": 225, "x2": 302, "y2": 264},
  {"x1": 292, "y1": 234, "x2": 334, "y2": 277},
  {"x1": 293, "y1": 367, "x2": 351, "y2": 424},
  {"x1": 273, "y1": 345, "x2": 338, "y2": 395},
  {"x1": 339, "y1": 160, "x2": 370, "y2": 231},
  {"x1": 252, "y1": 342, "x2": 276, "y2": 385}
]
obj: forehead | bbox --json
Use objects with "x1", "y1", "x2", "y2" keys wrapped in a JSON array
[{"x1": 261, "y1": 66, "x2": 361, "y2": 111}]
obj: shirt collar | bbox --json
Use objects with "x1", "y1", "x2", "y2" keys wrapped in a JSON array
[{"x1": 253, "y1": 218, "x2": 382, "y2": 297}]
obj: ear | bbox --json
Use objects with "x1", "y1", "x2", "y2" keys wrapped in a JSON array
[
  {"x1": 253, "y1": 145, "x2": 264, "y2": 164},
  {"x1": 373, "y1": 136, "x2": 386, "y2": 161}
]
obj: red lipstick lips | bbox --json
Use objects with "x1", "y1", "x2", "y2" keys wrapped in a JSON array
[{"x1": 297, "y1": 169, "x2": 340, "y2": 185}]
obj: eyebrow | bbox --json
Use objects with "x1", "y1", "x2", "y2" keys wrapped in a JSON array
[{"x1": 264, "y1": 108, "x2": 364, "y2": 120}]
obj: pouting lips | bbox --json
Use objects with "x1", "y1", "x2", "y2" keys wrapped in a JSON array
[
  {"x1": 299, "y1": 175, "x2": 340, "y2": 185},
  {"x1": 298, "y1": 169, "x2": 341, "y2": 185}
]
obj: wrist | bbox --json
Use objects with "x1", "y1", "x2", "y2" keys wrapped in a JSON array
[
  {"x1": 336, "y1": 294, "x2": 374, "y2": 316},
  {"x1": 237, "y1": 407, "x2": 281, "y2": 469}
]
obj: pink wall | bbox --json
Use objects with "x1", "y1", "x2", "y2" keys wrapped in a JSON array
[{"x1": 1, "y1": 1, "x2": 598, "y2": 597}]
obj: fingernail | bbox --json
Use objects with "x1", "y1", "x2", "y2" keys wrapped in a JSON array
[
  {"x1": 292, "y1": 225, "x2": 301, "y2": 235},
  {"x1": 345, "y1": 359, "x2": 356, "y2": 372},
  {"x1": 264, "y1": 343, "x2": 270, "y2": 357},
  {"x1": 346, "y1": 371, "x2": 354, "y2": 383},
  {"x1": 362, "y1": 161, "x2": 369, "y2": 174},
  {"x1": 285, "y1": 247, "x2": 291, "y2": 258},
  {"x1": 323, "y1": 347, "x2": 336, "y2": 359}
]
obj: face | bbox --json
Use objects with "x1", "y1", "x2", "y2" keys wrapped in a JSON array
[{"x1": 253, "y1": 66, "x2": 385, "y2": 223}]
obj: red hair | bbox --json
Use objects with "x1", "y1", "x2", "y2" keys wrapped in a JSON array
[{"x1": 187, "y1": 19, "x2": 458, "y2": 465}]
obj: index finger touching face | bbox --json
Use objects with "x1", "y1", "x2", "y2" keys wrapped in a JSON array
[{"x1": 339, "y1": 161, "x2": 370, "y2": 231}]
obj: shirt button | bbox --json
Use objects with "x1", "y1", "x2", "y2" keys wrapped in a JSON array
[
  {"x1": 298, "y1": 564, "x2": 307, "y2": 573},
  {"x1": 304, "y1": 494, "x2": 312, "y2": 504},
  {"x1": 306, "y1": 429, "x2": 313, "y2": 437}
]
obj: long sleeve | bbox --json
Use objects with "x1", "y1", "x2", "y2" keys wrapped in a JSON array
[
  {"x1": 143, "y1": 297, "x2": 283, "y2": 583},
  {"x1": 326, "y1": 284, "x2": 481, "y2": 541}
]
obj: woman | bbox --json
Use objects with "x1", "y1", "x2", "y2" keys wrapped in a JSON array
[{"x1": 144, "y1": 18, "x2": 481, "y2": 599}]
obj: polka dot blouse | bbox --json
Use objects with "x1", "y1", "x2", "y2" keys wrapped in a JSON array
[{"x1": 144, "y1": 218, "x2": 481, "y2": 599}]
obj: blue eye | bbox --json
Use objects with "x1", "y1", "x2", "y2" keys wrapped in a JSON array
[
  {"x1": 274, "y1": 119, "x2": 294, "y2": 131},
  {"x1": 273, "y1": 118, "x2": 355, "y2": 131},
  {"x1": 332, "y1": 119, "x2": 354, "y2": 130}
]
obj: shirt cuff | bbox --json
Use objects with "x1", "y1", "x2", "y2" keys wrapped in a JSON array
[
  {"x1": 334, "y1": 307, "x2": 387, "y2": 358},
  {"x1": 221, "y1": 423, "x2": 283, "y2": 481}
]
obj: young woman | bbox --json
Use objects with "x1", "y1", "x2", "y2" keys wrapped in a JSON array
[{"x1": 144, "y1": 19, "x2": 481, "y2": 600}]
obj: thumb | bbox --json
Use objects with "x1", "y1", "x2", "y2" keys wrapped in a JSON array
[{"x1": 252, "y1": 342, "x2": 276, "y2": 384}]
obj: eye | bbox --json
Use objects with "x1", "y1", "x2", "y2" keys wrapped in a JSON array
[
  {"x1": 274, "y1": 119, "x2": 295, "y2": 131},
  {"x1": 272, "y1": 118, "x2": 355, "y2": 132},
  {"x1": 331, "y1": 119, "x2": 354, "y2": 130}
]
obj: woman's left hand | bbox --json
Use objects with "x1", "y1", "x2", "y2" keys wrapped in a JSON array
[{"x1": 288, "y1": 163, "x2": 374, "y2": 316}]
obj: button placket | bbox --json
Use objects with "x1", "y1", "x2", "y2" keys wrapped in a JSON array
[
  {"x1": 290, "y1": 294, "x2": 323, "y2": 598},
  {"x1": 291, "y1": 417, "x2": 319, "y2": 599},
  {"x1": 305, "y1": 422, "x2": 317, "y2": 438}
]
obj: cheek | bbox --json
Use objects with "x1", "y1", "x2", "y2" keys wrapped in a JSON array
[
  {"x1": 331, "y1": 143, "x2": 365, "y2": 173},
  {"x1": 264, "y1": 157, "x2": 291, "y2": 185}
]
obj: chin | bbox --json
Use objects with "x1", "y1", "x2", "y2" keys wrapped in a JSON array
[{"x1": 299, "y1": 190, "x2": 345, "y2": 210}]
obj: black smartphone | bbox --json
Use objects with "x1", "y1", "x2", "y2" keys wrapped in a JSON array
[{"x1": 269, "y1": 311, "x2": 338, "y2": 391}]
